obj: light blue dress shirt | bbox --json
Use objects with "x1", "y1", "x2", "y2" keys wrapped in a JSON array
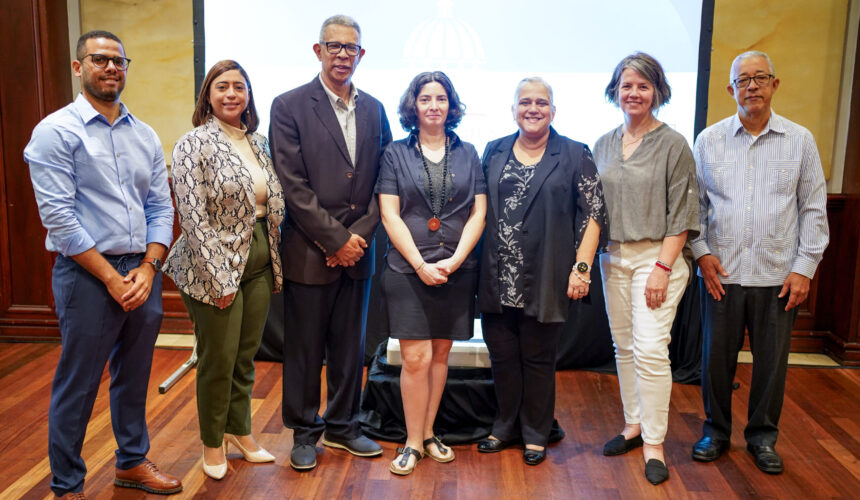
[
  {"x1": 691, "y1": 112, "x2": 829, "y2": 287},
  {"x1": 24, "y1": 94, "x2": 174, "y2": 256}
]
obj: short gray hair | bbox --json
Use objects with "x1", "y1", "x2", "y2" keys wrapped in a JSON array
[
  {"x1": 730, "y1": 50, "x2": 775, "y2": 81},
  {"x1": 604, "y1": 52, "x2": 672, "y2": 111},
  {"x1": 514, "y1": 77, "x2": 554, "y2": 107},
  {"x1": 319, "y1": 15, "x2": 361, "y2": 42}
]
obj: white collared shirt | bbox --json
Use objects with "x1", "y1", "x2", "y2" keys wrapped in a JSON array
[{"x1": 319, "y1": 74, "x2": 358, "y2": 166}]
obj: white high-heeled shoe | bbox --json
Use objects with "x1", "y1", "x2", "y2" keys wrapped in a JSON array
[
  {"x1": 202, "y1": 443, "x2": 228, "y2": 480},
  {"x1": 225, "y1": 433, "x2": 276, "y2": 463}
]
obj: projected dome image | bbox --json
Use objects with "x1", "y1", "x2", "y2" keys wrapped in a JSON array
[{"x1": 403, "y1": 0, "x2": 486, "y2": 69}]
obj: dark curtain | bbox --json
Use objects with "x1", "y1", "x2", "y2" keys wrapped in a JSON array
[{"x1": 258, "y1": 229, "x2": 704, "y2": 384}]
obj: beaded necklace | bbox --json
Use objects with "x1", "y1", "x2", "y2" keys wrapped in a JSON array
[{"x1": 416, "y1": 135, "x2": 449, "y2": 231}]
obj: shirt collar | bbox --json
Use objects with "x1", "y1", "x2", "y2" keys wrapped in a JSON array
[
  {"x1": 318, "y1": 73, "x2": 358, "y2": 108},
  {"x1": 406, "y1": 129, "x2": 461, "y2": 149},
  {"x1": 73, "y1": 92, "x2": 132, "y2": 125},
  {"x1": 730, "y1": 110, "x2": 785, "y2": 137}
]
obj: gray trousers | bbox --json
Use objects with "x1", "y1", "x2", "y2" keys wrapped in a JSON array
[{"x1": 700, "y1": 281, "x2": 798, "y2": 446}]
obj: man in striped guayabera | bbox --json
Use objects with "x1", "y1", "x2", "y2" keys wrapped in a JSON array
[{"x1": 688, "y1": 50, "x2": 829, "y2": 476}]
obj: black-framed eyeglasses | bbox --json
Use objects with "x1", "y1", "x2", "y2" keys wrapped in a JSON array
[
  {"x1": 732, "y1": 73, "x2": 774, "y2": 88},
  {"x1": 80, "y1": 53, "x2": 131, "y2": 70},
  {"x1": 322, "y1": 42, "x2": 361, "y2": 56}
]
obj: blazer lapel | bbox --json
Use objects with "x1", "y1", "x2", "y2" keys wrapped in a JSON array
[
  {"x1": 486, "y1": 133, "x2": 517, "y2": 220},
  {"x1": 521, "y1": 128, "x2": 562, "y2": 218},
  {"x1": 248, "y1": 134, "x2": 285, "y2": 220},
  {"x1": 354, "y1": 92, "x2": 372, "y2": 169},
  {"x1": 311, "y1": 79, "x2": 353, "y2": 166}
]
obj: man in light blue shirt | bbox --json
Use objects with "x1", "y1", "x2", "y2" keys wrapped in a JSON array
[
  {"x1": 24, "y1": 30, "x2": 181, "y2": 498},
  {"x1": 689, "y1": 50, "x2": 829, "y2": 475}
]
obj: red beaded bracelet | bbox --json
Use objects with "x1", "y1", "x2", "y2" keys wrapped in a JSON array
[{"x1": 655, "y1": 261, "x2": 672, "y2": 273}]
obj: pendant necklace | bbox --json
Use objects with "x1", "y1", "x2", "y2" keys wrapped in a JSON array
[{"x1": 417, "y1": 135, "x2": 449, "y2": 231}]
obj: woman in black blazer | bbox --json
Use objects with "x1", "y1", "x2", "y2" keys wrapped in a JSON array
[{"x1": 476, "y1": 77, "x2": 607, "y2": 465}]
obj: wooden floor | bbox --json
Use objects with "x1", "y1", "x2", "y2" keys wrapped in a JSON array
[{"x1": 1, "y1": 343, "x2": 859, "y2": 499}]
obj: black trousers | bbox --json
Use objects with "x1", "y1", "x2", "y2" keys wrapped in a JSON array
[
  {"x1": 700, "y1": 281, "x2": 797, "y2": 446},
  {"x1": 482, "y1": 307, "x2": 563, "y2": 447},
  {"x1": 282, "y1": 274, "x2": 370, "y2": 444}
]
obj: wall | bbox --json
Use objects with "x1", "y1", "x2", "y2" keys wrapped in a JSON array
[
  {"x1": 80, "y1": 0, "x2": 194, "y2": 161},
  {"x1": 77, "y1": 1, "x2": 854, "y2": 180},
  {"x1": 707, "y1": 0, "x2": 851, "y2": 180}
]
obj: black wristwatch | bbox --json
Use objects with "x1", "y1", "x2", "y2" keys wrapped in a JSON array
[
  {"x1": 574, "y1": 261, "x2": 590, "y2": 274},
  {"x1": 142, "y1": 257, "x2": 163, "y2": 272}
]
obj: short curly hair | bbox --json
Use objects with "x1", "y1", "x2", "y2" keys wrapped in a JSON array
[
  {"x1": 398, "y1": 71, "x2": 465, "y2": 132},
  {"x1": 604, "y1": 52, "x2": 672, "y2": 111}
]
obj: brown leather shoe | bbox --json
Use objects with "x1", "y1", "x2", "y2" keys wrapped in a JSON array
[
  {"x1": 114, "y1": 458, "x2": 183, "y2": 494},
  {"x1": 55, "y1": 493, "x2": 87, "y2": 499}
]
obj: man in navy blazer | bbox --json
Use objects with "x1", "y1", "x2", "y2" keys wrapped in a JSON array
[{"x1": 269, "y1": 14, "x2": 392, "y2": 471}]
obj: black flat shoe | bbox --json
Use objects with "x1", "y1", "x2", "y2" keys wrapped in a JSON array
[
  {"x1": 746, "y1": 444, "x2": 783, "y2": 474},
  {"x1": 644, "y1": 459, "x2": 669, "y2": 485},
  {"x1": 603, "y1": 434, "x2": 644, "y2": 456},
  {"x1": 477, "y1": 437, "x2": 519, "y2": 453},
  {"x1": 692, "y1": 436, "x2": 729, "y2": 462},
  {"x1": 523, "y1": 448, "x2": 546, "y2": 466}
]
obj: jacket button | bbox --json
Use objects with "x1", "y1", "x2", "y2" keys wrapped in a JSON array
[
  {"x1": 346, "y1": 172, "x2": 353, "y2": 179},
  {"x1": 350, "y1": 204, "x2": 356, "y2": 210}
]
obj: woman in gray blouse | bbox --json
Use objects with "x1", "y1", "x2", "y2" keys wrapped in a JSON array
[
  {"x1": 376, "y1": 71, "x2": 487, "y2": 475},
  {"x1": 477, "y1": 77, "x2": 606, "y2": 466},
  {"x1": 592, "y1": 52, "x2": 699, "y2": 485}
]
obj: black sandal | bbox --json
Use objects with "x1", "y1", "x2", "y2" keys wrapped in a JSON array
[
  {"x1": 389, "y1": 446, "x2": 423, "y2": 475},
  {"x1": 423, "y1": 436, "x2": 455, "y2": 463}
]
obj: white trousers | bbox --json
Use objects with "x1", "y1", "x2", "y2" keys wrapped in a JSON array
[{"x1": 599, "y1": 240, "x2": 689, "y2": 445}]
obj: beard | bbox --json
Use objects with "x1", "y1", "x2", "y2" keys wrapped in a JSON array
[{"x1": 82, "y1": 73, "x2": 124, "y2": 102}]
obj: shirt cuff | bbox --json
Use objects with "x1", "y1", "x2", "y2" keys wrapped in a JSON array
[
  {"x1": 59, "y1": 230, "x2": 97, "y2": 257},
  {"x1": 146, "y1": 224, "x2": 175, "y2": 249},
  {"x1": 690, "y1": 240, "x2": 711, "y2": 261},
  {"x1": 790, "y1": 257, "x2": 819, "y2": 280}
]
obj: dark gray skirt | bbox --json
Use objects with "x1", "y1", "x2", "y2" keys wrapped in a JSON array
[{"x1": 380, "y1": 265, "x2": 477, "y2": 341}]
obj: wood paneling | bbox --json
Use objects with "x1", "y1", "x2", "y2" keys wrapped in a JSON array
[
  {"x1": 1, "y1": 344, "x2": 860, "y2": 498},
  {"x1": 0, "y1": 0, "x2": 70, "y2": 339},
  {"x1": 0, "y1": 0, "x2": 193, "y2": 340},
  {"x1": 817, "y1": 195, "x2": 860, "y2": 365}
]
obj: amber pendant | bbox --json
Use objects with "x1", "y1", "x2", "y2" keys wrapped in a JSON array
[{"x1": 428, "y1": 217, "x2": 441, "y2": 231}]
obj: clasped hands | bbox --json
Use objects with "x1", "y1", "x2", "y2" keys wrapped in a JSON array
[
  {"x1": 107, "y1": 264, "x2": 156, "y2": 312},
  {"x1": 326, "y1": 233, "x2": 367, "y2": 268},
  {"x1": 416, "y1": 258, "x2": 459, "y2": 287}
]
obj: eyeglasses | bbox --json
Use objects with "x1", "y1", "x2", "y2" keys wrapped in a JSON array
[
  {"x1": 322, "y1": 42, "x2": 361, "y2": 57},
  {"x1": 732, "y1": 73, "x2": 774, "y2": 88},
  {"x1": 80, "y1": 53, "x2": 131, "y2": 70}
]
